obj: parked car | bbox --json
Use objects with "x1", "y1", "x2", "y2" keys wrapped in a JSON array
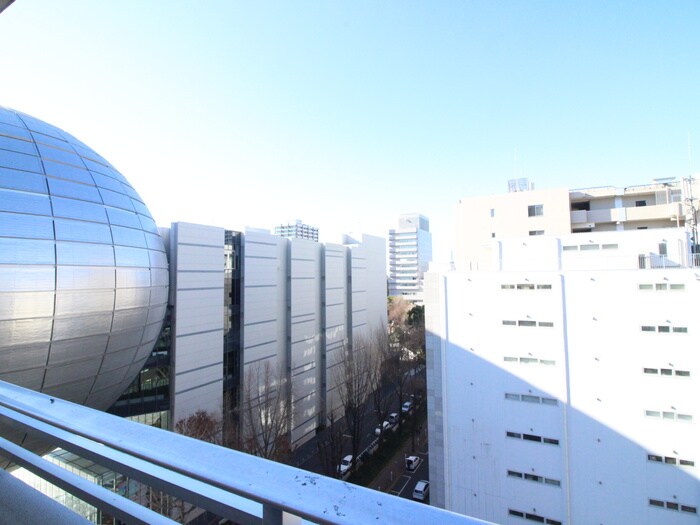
[
  {"x1": 388, "y1": 412, "x2": 400, "y2": 425},
  {"x1": 374, "y1": 421, "x2": 391, "y2": 436},
  {"x1": 337, "y1": 455, "x2": 353, "y2": 476},
  {"x1": 402, "y1": 400, "x2": 414, "y2": 414},
  {"x1": 413, "y1": 480, "x2": 430, "y2": 501},
  {"x1": 405, "y1": 455, "x2": 420, "y2": 471}
]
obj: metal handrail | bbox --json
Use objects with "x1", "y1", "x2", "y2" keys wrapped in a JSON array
[{"x1": 0, "y1": 380, "x2": 490, "y2": 525}]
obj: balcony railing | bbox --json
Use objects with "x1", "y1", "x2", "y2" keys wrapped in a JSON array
[{"x1": 0, "y1": 380, "x2": 490, "y2": 525}]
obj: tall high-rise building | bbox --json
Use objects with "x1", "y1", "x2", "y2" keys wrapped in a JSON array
[
  {"x1": 388, "y1": 213, "x2": 432, "y2": 303},
  {"x1": 274, "y1": 219, "x2": 319, "y2": 241},
  {"x1": 426, "y1": 180, "x2": 700, "y2": 524}
]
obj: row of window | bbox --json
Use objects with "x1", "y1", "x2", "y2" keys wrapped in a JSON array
[
  {"x1": 645, "y1": 409, "x2": 693, "y2": 422},
  {"x1": 562, "y1": 243, "x2": 618, "y2": 251},
  {"x1": 505, "y1": 393, "x2": 558, "y2": 406},
  {"x1": 503, "y1": 320, "x2": 554, "y2": 328},
  {"x1": 507, "y1": 469, "x2": 561, "y2": 487},
  {"x1": 501, "y1": 283, "x2": 552, "y2": 290},
  {"x1": 649, "y1": 499, "x2": 696, "y2": 514},
  {"x1": 504, "y1": 356, "x2": 556, "y2": 366},
  {"x1": 647, "y1": 454, "x2": 695, "y2": 467},
  {"x1": 508, "y1": 509, "x2": 561, "y2": 525},
  {"x1": 506, "y1": 431, "x2": 559, "y2": 446},
  {"x1": 641, "y1": 325, "x2": 688, "y2": 333},
  {"x1": 639, "y1": 283, "x2": 685, "y2": 291},
  {"x1": 644, "y1": 367, "x2": 690, "y2": 377}
]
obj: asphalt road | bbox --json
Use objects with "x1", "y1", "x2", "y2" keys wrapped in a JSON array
[{"x1": 388, "y1": 439, "x2": 430, "y2": 503}]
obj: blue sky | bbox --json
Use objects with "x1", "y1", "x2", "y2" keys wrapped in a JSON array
[{"x1": 1, "y1": 1, "x2": 699, "y2": 261}]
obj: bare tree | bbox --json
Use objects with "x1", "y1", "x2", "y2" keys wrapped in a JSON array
[
  {"x1": 333, "y1": 334, "x2": 372, "y2": 474},
  {"x1": 144, "y1": 410, "x2": 224, "y2": 523},
  {"x1": 316, "y1": 409, "x2": 346, "y2": 478},
  {"x1": 240, "y1": 360, "x2": 291, "y2": 463},
  {"x1": 367, "y1": 325, "x2": 394, "y2": 441}
]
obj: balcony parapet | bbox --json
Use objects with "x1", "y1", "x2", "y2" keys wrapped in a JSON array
[{"x1": 0, "y1": 380, "x2": 490, "y2": 525}]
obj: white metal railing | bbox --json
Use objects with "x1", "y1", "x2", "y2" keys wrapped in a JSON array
[{"x1": 0, "y1": 380, "x2": 491, "y2": 525}]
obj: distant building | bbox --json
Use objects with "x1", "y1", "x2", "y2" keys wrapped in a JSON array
[
  {"x1": 112, "y1": 223, "x2": 387, "y2": 449},
  {"x1": 274, "y1": 219, "x2": 319, "y2": 241},
  {"x1": 388, "y1": 213, "x2": 432, "y2": 303},
  {"x1": 427, "y1": 179, "x2": 700, "y2": 524}
]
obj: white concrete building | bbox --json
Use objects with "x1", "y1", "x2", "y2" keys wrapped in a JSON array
[
  {"x1": 388, "y1": 213, "x2": 433, "y2": 303},
  {"x1": 273, "y1": 219, "x2": 319, "y2": 241},
  {"x1": 427, "y1": 181, "x2": 700, "y2": 524},
  {"x1": 455, "y1": 179, "x2": 698, "y2": 272},
  {"x1": 164, "y1": 223, "x2": 387, "y2": 448}
]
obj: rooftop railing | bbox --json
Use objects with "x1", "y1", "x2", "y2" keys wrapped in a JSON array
[{"x1": 0, "y1": 380, "x2": 490, "y2": 525}]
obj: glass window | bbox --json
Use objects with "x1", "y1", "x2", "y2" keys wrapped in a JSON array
[
  {"x1": 647, "y1": 454, "x2": 663, "y2": 462},
  {"x1": 90, "y1": 171, "x2": 125, "y2": 193},
  {"x1": 580, "y1": 244, "x2": 600, "y2": 251},
  {"x1": 528, "y1": 204, "x2": 544, "y2": 217},
  {"x1": 670, "y1": 284, "x2": 685, "y2": 290},
  {"x1": 673, "y1": 327, "x2": 688, "y2": 333},
  {"x1": 538, "y1": 321, "x2": 554, "y2": 327},
  {"x1": 111, "y1": 225, "x2": 147, "y2": 248},
  {"x1": 502, "y1": 320, "x2": 516, "y2": 326},
  {"x1": 562, "y1": 245, "x2": 578, "y2": 251},
  {"x1": 518, "y1": 320, "x2": 536, "y2": 327},
  {"x1": 522, "y1": 394, "x2": 539, "y2": 403},
  {"x1": 106, "y1": 207, "x2": 142, "y2": 228},
  {"x1": 529, "y1": 230, "x2": 544, "y2": 236},
  {"x1": 115, "y1": 246, "x2": 151, "y2": 267},
  {"x1": 0, "y1": 167, "x2": 47, "y2": 193},
  {"x1": 655, "y1": 283, "x2": 668, "y2": 291},
  {"x1": 643, "y1": 368, "x2": 658, "y2": 374},
  {"x1": 602, "y1": 243, "x2": 618, "y2": 250},
  {"x1": 36, "y1": 143, "x2": 82, "y2": 166},
  {"x1": 0, "y1": 149, "x2": 42, "y2": 173},
  {"x1": 0, "y1": 121, "x2": 31, "y2": 140},
  {"x1": 641, "y1": 326, "x2": 656, "y2": 332},
  {"x1": 658, "y1": 326, "x2": 670, "y2": 333},
  {"x1": 638, "y1": 284, "x2": 653, "y2": 290}
]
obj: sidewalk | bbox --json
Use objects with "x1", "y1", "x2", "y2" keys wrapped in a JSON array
[{"x1": 370, "y1": 423, "x2": 428, "y2": 494}]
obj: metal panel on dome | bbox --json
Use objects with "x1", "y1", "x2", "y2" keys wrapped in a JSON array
[{"x1": 0, "y1": 105, "x2": 168, "y2": 417}]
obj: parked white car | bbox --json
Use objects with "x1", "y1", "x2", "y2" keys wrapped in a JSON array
[
  {"x1": 374, "y1": 421, "x2": 391, "y2": 436},
  {"x1": 337, "y1": 455, "x2": 353, "y2": 476},
  {"x1": 388, "y1": 412, "x2": 400, "y2": 425},
  {"x1": 413, "y1": 480, "x2": 429, "y2": 501},
  {"x1": 402, "y1": 400, "x2": 414, "y2": 414}
]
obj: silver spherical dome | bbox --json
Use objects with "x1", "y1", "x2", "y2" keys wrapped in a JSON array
[{"x1": 0, "y1": 106, "x2": 168, "y2": 411}]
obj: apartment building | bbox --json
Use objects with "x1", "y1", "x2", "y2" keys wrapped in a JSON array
[
  {"x1": 388, "y1": 213, "x2": 433, "y2": 303},
  {"x1": 427, "y1": 180, "x2": 700, "y2": 524},
  {"x1": 455, "y1": 178, "x2": 697, "y2": 271},
  {"x1": 274, "y1": 219, "x2": 319, "y2": 241}
]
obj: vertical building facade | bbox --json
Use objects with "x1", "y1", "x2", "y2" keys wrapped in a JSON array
[
  {"x1": 388, "y1": 213, "x2": 433, "y2": 303},
  {"x1": 113, "y1": 224, "x2": 387, "y2": 450},
  {"x1": 427, "y1": 181, "x2": 700, "y2": 524}
]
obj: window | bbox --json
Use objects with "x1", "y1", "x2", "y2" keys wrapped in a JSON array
[
  {"x1": 659, "y1": 243, "x2": 667, "y2": 256},
  {"x1": 649, "y1": 499, "x2": 665, "y2": 507},
  {"x1": 602, "y1": 243, "x2": 618, "y2": 250},
  {"x1": 655, "y1": 283, "x2": 668, "y2": 291},
  {"x1": 540, "y1": 359, "x2": 556, "y2": 366},
  {"x1": 538, "y1": 321, "x2": 554, "y2": 327},
  {"x1": 505, "y1": 393, "x2": 520, "y2": 400},
  {"x1": 502, "y1": 320, "x2": 516, "y2": 325},
  {"x1": 644, "y1": 368, "x2": 658, "y2": 374},
  {"x1": 641, "y1": 325, "x2": 656, "y2": 332},
  {"x1": 638, "y1": 283, "x2": 653, "y2": 290},
  {"x1": 501, "y1": 284, "x2": 515, "y2": 289},
  {"x1": 520, "y1": 357, "x2": 538, "y2": 364},
  {"x1": 660, "y1": 368, "x2": 672, "y2": 376},
  {"x1": 673, "y1": 327, "x2": 688, "y2": 333},
  {"x1": 670, "y1": 283, "x2": 685, "y2": 290},
  {"x1": 518, "y1": 320, "x2": 536, "y2": 327},
  {"x1": 580, "y1": 243, "x2": 600, "y2": 251},
  {"x1": 517, "y1": 283, "x2": 535, "y2": 290},
  {"x1": 647, "y1": 454, "x2": 663, "y2": 462},
  {"x1": 658, "y1": 325, "x2": 670, "y2": 333},
  {"x1": 506, "y1": 431, "x2": 522, "y2": 439},
  {"x1": 507, "y1": 470, "x2": 523, "y2": 478},
  {"x1": 636, "y1": 200, "x2": 647, "y2": 207},
  {"x1": 491, "y1": 232, "x2": 495, "y2": 238},
  {"x1": 541, "y1": 397, "x2": 558, "y2": 406},
  {"x1": 490, "y1": 208, "x2": 495, "y2": 217},
  {"x1": 562, "y1": 245, "x2": 578, "y2": 251},
  {"x1": 522, "y1": 394, "x2": 539, "y2": 403},
  {"x1": 528, "y1": 204, "x2": 544, "y2": 217},
  {"x1": 676, "y1": 370, "x2": 690, "y2": 377},
  {"x1": 680, "y1": 459, "x2": 695, "y2": 467},
  {"x1": 537, "y1": 284, "x2": 552, "y2": 289},
  {"x1": 529, "y1": 230, "x2": 544, "y2": 236}
]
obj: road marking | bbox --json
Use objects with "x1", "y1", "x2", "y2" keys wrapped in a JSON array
[{"x1": 389, "y1": 475, "x2": 411, "y2": 496}]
